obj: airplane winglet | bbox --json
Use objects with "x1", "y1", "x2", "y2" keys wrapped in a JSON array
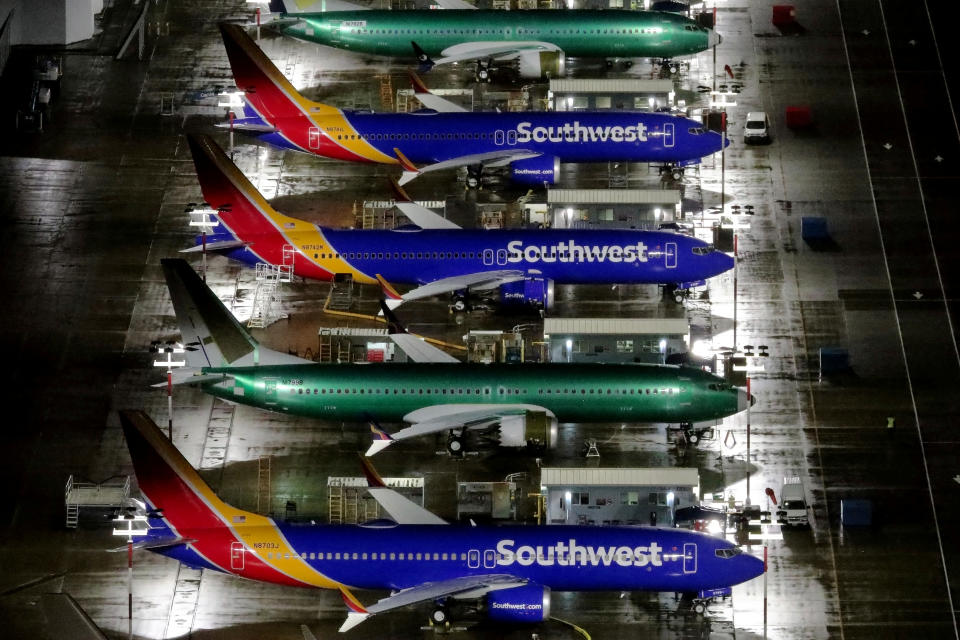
[
  {"x1": 411, "y1": 41, "x2": 435, "y2": 72},
  {"x1": 339, "y1": 586, "x2": 369, "y2": 614},
  {"x1": 358, "y1": 453, "x2": 388, "y2": 488},
  {"x1": 378, "y1": 299, "x2": 406, "y2": 334},
  {"x1": 338, "y1": 587, "x2": 371, "y2": 632},
  {"x1": 365, "y1": 437, "x2": 396, "y2": 457},
  {"x1": 388, "y1": 177, "x2": 414, "y2": 203},
  {"x1": 408, "y1": 69, "x2": 432, "y2": 95},
  {"x1": 397, "y1": 171, "x2": 420, "y2": 186},
  {"x1": 338, "y1": 612, "x2": 370, "y2": 633},
  {"x1": 393, "y1": 148, "x2": 419, "y2": 174},
  {"x1": 375, "y1": 274, "x2": 403, "y2": 302}
]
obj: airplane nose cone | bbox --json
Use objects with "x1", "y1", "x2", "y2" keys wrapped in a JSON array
[
  {"x1": 715, "y1": 251, "x2": 734, "y2": 276},
  {"x1": 709, "y1": 29, "x2": 722, "y2": 48},
  {"x1": 737, "y1": 389, "x2": 753, "y2": 412},
  {"x1": 739, "y1": 553, "x2": 765, "y2": 583}
]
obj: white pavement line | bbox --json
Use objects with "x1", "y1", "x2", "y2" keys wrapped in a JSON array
[
  {"x1": 837, "y1": 0, "x2": 959, "y2": 636},
  {"x1": 875, "y1": 0, "x2": 960, "y2": 369},
  {"x1": 923, "y1": 1, "x2": 960, "y2": 159},
  {"x1": 876, "y1": 0, "x2": 960, "y2": 633}
]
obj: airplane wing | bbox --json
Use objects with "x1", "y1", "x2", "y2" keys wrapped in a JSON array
[
  {"x1": 389, "y1": 178, "x2": 460, "y2": 229},
  {"x1": 430, "y1": 41, "x2": 563, "y2": 67},
  {"x1": 40, "y1": 594, "x2": 108, "y2": 640},
  {"x1": 381, "y1": 269, "x2": 527, "y2": 307},
  {"x1": 358, "y1": 454, "x2": 447, "y2": 525},
  {"x1": 390, "y1": 333, "x2": 461, "y2": 363},
  {"x1": 407, "y1": 71, "x2": 468, "y2": 113},
  {"x1": 396, "y1": 149, "x2": 541, "y2": 185},
  {"x1": 366, "y1": 403, "x2": 554, "y2": 455},
  {"x1": 432, "y1": 0, "x2": 477, "y2": 8},
  {"x1": 268, "y1": 0, "x2": 369, "y2": 13},
  {"x1": 179, "y1": 239, "x2": 248, "y2": 253},
  {"x1": 340, "y1": 574, "x2": 528, "y2": 632},
  {"x1": 378, "y1": 298, "x2": 461, "y2": 363}
]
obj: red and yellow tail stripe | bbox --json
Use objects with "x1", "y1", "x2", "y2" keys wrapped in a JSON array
[
  {"x1": 219, "y1": 23, "x2": 396, "y2": 165},
  {"x1": 189, "y1": 135, "x2": 378, "y2": 285},
  {"x1": 120, "y1": 410, "x2": 342, "y2": 589}
]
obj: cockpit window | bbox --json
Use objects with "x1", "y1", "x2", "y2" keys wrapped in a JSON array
[
  {"x1": 708, "y1": 382, "x2": 733, "y2": 392},
  {"x1": 715, "y1": 547, "x2": 743, "y2": 559},
  {"x1": 691, "y1": 245, "x2": 716, "y2": 255},
  {"x1": 688, "y1": 127, "x2": 706, "y2": 135}
]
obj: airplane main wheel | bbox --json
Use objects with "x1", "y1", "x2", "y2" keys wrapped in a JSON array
[
  {"x1": 431, "y1": 606, "x2": 449, "y2": 624},
  {"x1": 693, "y1": 601, "x2": 707, "y2": 615},
  {"x1": 687, "y1": 431, "x2": 700, "y2": 445},
  {"x1": 673, "y1": 289, "x2": 687, "y2": 304},
  {"x1": 452, "y1": 297, "x2": 467, "y2": 312},
  {"x1": 447, "y1": 436, "x2": 464, "y2": 455}
]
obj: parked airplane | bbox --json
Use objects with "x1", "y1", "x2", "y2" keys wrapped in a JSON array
[
  {"x1": 118, "y1": 409, "x2": 764, "y2": 631},
  {"x1": 184, "y1": 134, "x2": 732, "y2": 310},
  {"x1": 218, "y1": 23, "x2": 726, "y2": 187},
  {"x1": 264, "y1": 0, "x2": 720, "y2": 81},
  {"x1": 160, "y1": 258, "x2": 752, "y2": 455}
]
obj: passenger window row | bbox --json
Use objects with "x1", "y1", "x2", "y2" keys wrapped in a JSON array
[
  {"x1": 265, "y1": 550, "x2": 467, "y2": 562},
  {"x1": 289, "y1": 386, "x2": 682, "y2": 396}
]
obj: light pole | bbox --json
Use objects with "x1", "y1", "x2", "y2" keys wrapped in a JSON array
[
  {"x1": 151, "y1": 341, "x2": 185, "y2": 440},
  {"x1": 112, "y1": 510, "x2": 148, "y2": 640},
  {"x1": 187, "y1": 204, "x2": 222, "y2": 282}
]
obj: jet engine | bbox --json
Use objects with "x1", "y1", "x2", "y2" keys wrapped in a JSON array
[
  {"x1": 497, "y1": 411, "x2": 559, "y2": 450},
  {"x1": 499, "y1": 278, "x2": 555, "y2": 310},
  {"x1": 516, "y1": 50, "x2": 566, "y2": 79},
  {"x1": 510, "y1": 155, "x2": 560, "y2": 186},
  {"x1": 486, "y1": 584, "x2": 551, "y2": 623}
]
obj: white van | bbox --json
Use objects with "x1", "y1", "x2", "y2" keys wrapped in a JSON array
[
  {"x1": 777, "y1": 476, "x2": 809, "y2": 526},
  {"x1": 744, "y1": 111, "x2": 771, "y2": 144}
]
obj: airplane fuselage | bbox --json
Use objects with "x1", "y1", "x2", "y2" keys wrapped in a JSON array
[
  {"x1": 201, "y1": 362, "x2": 747, "y2": 424},
  {"x1": 212, "y1": 227, "x2": 733, "y2": 287},
  {"x1": 252, "y1": 109, "x2": 726, "y2": 167},
  {"x1": 154, "y1": 519, "x2": 763, "y2": 594},
  {"x1": 281, "y1": 10, "x2": 713, "y2": 60}
]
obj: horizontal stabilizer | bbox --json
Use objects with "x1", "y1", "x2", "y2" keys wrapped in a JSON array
[
  {"x1": 179, "y1": 239, "x2": 247, "y2": 253},
  {"x1": 108, "y1": 536, "x2": 197, "y2": 552}
]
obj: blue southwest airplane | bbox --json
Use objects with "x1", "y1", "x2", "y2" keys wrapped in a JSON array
[
  {"x1": 119, "y1": 410, "x2": 764, "y2": 631},
  {"x1": 184, "y1": 134, "x2": 733, "y2": 308},
  {"x1": 218, "y1": 23, "x2": 726, "y2": 186}
]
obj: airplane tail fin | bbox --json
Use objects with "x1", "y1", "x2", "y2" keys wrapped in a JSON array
[
  {"x1": 186, "y1": 134, "x2": 310, "y2": 265},
  {"x1": 120, "y1": 410, "x2": 257, "y2": 538},
  {"x1": 219, "y1": 22, "x2": 338, "y2": 123},
  {"x1": 161, "y1": 258, "x2": 307, "y2": 368}
]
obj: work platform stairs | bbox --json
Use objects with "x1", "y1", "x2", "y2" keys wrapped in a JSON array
[
  {"x1": 247, "y1": 247, "x2": 294, "y2": 328},
  {"x1": 64, "y1": 474, "x2": 131, "y2": 528}
]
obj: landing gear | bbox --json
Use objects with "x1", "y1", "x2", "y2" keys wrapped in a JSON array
[
  {"x1": 663, "y1": 284, "x2": 688, "y2": 305},
  {"x1": 446, "y1": 434, "x2": 464, "y2": 456},
  {"x1": 465, "y1": 164, "x2": 483, "y2": 189},
  {"x1": 658, "y1": 59, "x2": 679, "y2": 75},
  {"x1": 670, "y1": 422, "x2": 715, "y2": 446},
  {"x1": 475, "y1": 60, "x2": 491, "y2": 83},
  {"x1": 430, "y1": 603, "x2": 451, "y2": 625}
]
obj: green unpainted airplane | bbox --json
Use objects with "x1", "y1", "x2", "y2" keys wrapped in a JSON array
[
  {"x1": 263, "y1": 0, "x2": 720, "y2": 81},
  {"x1": 160, "y1": 258, "x2": 750, "y2": 455}
]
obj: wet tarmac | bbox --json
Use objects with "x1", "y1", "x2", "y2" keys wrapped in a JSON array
[{"x1": 1, "y1": 0, "x2": 959, "y2": 638}]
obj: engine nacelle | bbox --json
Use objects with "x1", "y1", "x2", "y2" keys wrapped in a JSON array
[
  {"x1": 486, "y1": 584, "x2": 551, "y2": 624},
  {"x1": 498, "y1": 411, "x2": 559, "y2": 450},
  {"x1": 517, "y1": 50, "x2": 566, "y2": 79},
  {"x1": 510, "y1": 155, "x2": 560, "y2": 186},
  {"x1": 499, "y1": 278, "x2": 554, "y2": 309}
]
